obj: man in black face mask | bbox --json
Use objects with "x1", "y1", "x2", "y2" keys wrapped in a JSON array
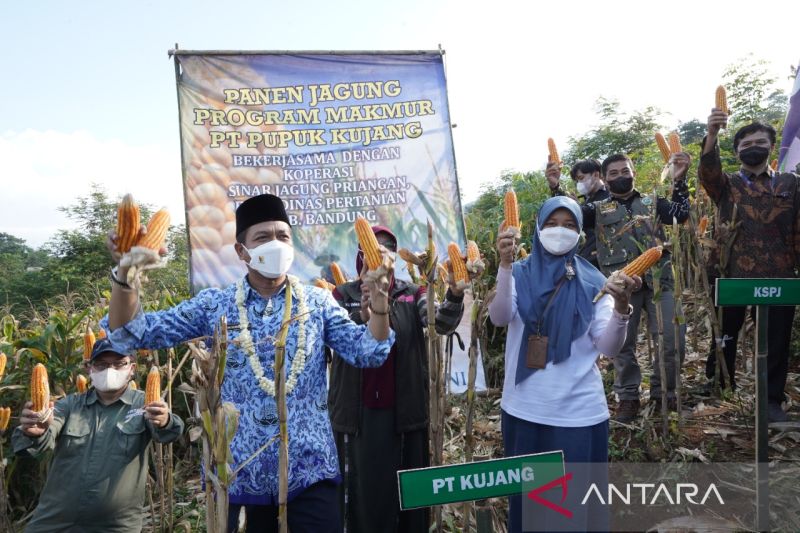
[
  {"x1": 699, "y1": 113, "x2": 799, "y2": 423},
  {"x1": 570, "y1": 153, "x2": 691, "y2": 422}
]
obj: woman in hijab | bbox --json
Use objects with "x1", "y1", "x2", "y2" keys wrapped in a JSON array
[{"x1": 489, "y1": 196, "x2": 639, "y2": 532}]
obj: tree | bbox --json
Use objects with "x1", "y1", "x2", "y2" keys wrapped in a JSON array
[
  {"x1": 722, "y1": 55, "x2": 788, "y2": 127},
  {"x1": 564, "y1": 98, "x2": 665, "y2": 163}
]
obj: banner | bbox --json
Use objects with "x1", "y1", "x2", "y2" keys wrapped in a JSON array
[
  {"x1": 778, "y1": 64, "x2": 800, "y2": 173},
  {"x1": 174, "y1": 51, "x2": 465, "y2": 292}
]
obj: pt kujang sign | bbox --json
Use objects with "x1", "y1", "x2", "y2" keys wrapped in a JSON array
[{"x1": 397, "y1": 451, "x2": 564, "y2": 509}]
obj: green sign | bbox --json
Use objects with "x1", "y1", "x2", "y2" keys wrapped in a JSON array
[
  {"x1": 397, "y1": 451, "x2": 564, "y2": 509},
  {"x1": 715, "y1": 278, "x2": 800, "y2": 306}
]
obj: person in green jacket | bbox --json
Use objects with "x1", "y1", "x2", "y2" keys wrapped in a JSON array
[{"x1": 13, "y1": 338, "x2": 184, "y2": 533}]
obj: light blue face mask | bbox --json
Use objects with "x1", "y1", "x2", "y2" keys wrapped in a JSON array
[{"x1": 247, "y1": 240, "x2": 294, "y2": 278}]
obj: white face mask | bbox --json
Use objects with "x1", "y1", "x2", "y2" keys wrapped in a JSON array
[
  {"x1": 576, "y1": 179, "x2": 592, "y2": 197},
  {"x1": 539, "y1": 226, "x2": 580, "y2": 256},
  {"x1": 90, "y1": 367, "x2": 131, "y2": 392},
  {"x1": 247, "y1": 240, "x2": 294, "y2": 278}
]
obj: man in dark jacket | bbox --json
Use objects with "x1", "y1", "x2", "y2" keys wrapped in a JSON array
[
  {"x1": 328, "y1": 225, "x2": 466, "y2": 533},
  {"x1": 547, "y1": 158, "x2": 609, "y2": 267},
  {"x1": 699, "y1": 111, "x2": 800, "y2": 423}
]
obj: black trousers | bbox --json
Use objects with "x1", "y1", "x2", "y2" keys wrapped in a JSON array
[
  {"x1": 706, "y1": 305, "x2": 795, "y2": 403},
  {"x1": 227, "y1": 480, "x2": 341, "y2": 533},
  {"x1": 335, "y1": 407, "x2": 429, "y2": 533}
]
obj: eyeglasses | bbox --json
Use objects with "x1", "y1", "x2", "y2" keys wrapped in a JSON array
[{"x1": 91, "y1": 360, "x2": 131, "y2": 371}]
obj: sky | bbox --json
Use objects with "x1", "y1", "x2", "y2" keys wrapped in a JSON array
[{"x1": 1, "y1": 0, "x2": 798, "y2": 247}]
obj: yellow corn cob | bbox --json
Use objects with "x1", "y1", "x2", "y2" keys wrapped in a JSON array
[
  {"x1": 547, "y1": 138, "x2": 560, "y2": 165},
  {"x1": 136, "y1": 208, "x2": 170, "y2": 250},
  {"x1": 715, "y1": 85, "x2": 728, "y2": 113},
  {"x1": 130, "y1": 381, "x2": 138, "y2": 390},
  {"x1": 330, "y1": 262, "x2": 347, "y2": 286},
  {"x1": 354, "y1": 216, "x2": 382, "y2": 271},
  {"x1": 313, "y1": 278, "x2": 335, "y2": 291},
  {"x1": 698, "y1": 216, "x2": 709, "y2": 235},
  {"x1": 0, "y1": 407, "x2": 10, "y2": 432},
  {"x1": 500, "y1": 220, "x2": 508, "y2": 233},
  {"x1": 83, "y1": 325, "x2": 96, "y2": 362},
  {"x1": 771, "y1": 159, "x2": 779, "y2": 172},
  {"x1": 96, "y1": 328, "x2": 107, "y2": 340},
  {"x1": 76, "y1": 374, "x2": 88, "y2": 393},
  {"x1": 0, "y1": 353, "x2": 6, "y2": 378},
  {"x1": 448, "y1": 243, "x2": 468, "y2": 284},
  {"x1": 31, "y1": 363, "x2": 49, "y2": 413},
  {"x1": 145, "y1": 366, "x2": 161, "y2": 405},
  {"x1": 0, "y1": 406, "x2": 10, "y2": 431},
  {"x1": 622, "y1": 246, "x2": 663, "y2": 277},
  {"x1": 668, "y1": 132, "x2": 682, "y2": 154},
  {"x1": 116, "y1": 194, "x2": 141, "y2": 254},
  {"x1": 504, "y1": 191, "x2": 519, "y2": 229},
  {"x1": 466, "y1": 241, "x2": 480, "y2": 263},
  {"x1": 655, "y1": 132, "x2": 671, "y2": 163}
]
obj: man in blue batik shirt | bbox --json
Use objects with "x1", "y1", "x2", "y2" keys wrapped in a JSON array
[{"x1": 102, "y1": 193, "x2": 395, "y2": 533}]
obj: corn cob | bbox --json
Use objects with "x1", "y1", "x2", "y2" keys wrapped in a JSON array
[
  {"x1": 116, "y1": 194, "x2": 141, "y2": 253},
  {"x1": 130, "y1": 381, "x2": 138, "y2": 390},
  {"x1": 466, "y1": 241, "x2": 480, "y2": 263},
  {"x1": 0, "y1": 407, "x2": 10, "y2": 432},
  {"x1": 313, "y1": 278, "x2": 335, "y2": 291},
  {"x1": 145, "y1": 366, "x2": 161, "y2": 404},
  {"x1": 448, "y1": 243, "x2": 468, "y2": 284},
  {"x1": 354, "y1": 216, "x2": 382, "y2": 271},
  {"x1": 771, "y1": 159, "x2": 779, "y2": 172},
  {"x1": 83, "y1": 325, "x2": 96, "y2": 362},
  {"x1": 622, "y1": 246, "x2": 663, "y2": 277},
  {"x1": 668, "y1": 132, "x2": 682, "y2": 154},
  {"x1": 31, "y1": 363, "x2": 49, "y2": 413},
  {"x1": 698, "y1": 216, "x2": 709, "y2": 235},
  {"x1": 136, "y1": 208, "x2": 171, "y2": 250},
  {"x1": 0, "y1": 353, "x2": 6, "y2": 378},
  {"x1": 330, "y1": 262, "x2": 347, "y2": 286},
  {"x1": 655, "y1": 132, "x2": 671, "y2": 163},
  {"x1": 715, "y1": 85, "x2": 728, "y2": 113},
  {"x1": 504, "y1": 191, "x2": 519, "y2": 229},
  {"x1": 96, "y1": 328, "x2": 107, "y2": 340},
  {"x1": 593, "y1": 246, "x2": 663, "y2": 302},
  {"x1": 438, "y1": 263, "x2": 449, "y2": 283},
  {"x1": 547, "y1": 138, "x2": 560, "y2": 165},
  {"x1": 76, "y1": 374, "x2": 88, "y2": 393},
  {"x1": 398, "y1": 248, "x2": 423, "y2": 266}
]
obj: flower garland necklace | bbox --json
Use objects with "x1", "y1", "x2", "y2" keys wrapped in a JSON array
[{"x1": 235, "y1": 275, "x2": 309, "y2": 396}]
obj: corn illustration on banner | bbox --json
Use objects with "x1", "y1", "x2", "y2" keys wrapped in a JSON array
[{"x1": 174, "y1": 51, "x2": 466, "y2": 292}]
